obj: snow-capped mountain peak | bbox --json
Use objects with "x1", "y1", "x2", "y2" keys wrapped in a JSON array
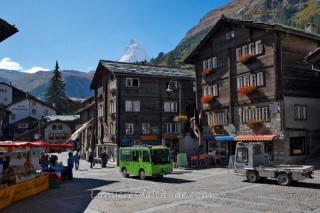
[{"x1": 119, "y1": 39, "x2": 150, "y2": 63}]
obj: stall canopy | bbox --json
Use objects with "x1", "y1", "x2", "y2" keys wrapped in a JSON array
[
  {"x1": 0, "y1": 141, "x2": 73, "y2": 151},
  {"x1": 203, "y1": 136, "x2": 234, "y2": 141},
  {"x1": 66, "y1": 118, "x2": 93, "y2": 143},
  {"x1": 234, "y1": 134, "x2": 277, "y2": 141}
]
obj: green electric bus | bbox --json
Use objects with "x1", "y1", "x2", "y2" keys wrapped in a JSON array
[{"x1": 119, "y1": 145, "x2": 173, "y2": 179}]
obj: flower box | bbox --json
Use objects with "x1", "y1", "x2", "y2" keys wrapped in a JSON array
[
  {"x1": 200, "y1": 95, "x2": 214, "y2": 104},
  {"x1": 173, "y1": 115, "x2": 188, "y2": 123},
  {"x1": 237, "y1": 85, "x2": 257, "y2": 96},
  {"x1": 237, "y1": 54, "x2": 255, "y2": 64},
  {"x1": 201, "y1": 68, "x2": 214, "y2": 77},
  {"x1": 246, "y1": 119, "x2": 262, "y2": 128}
]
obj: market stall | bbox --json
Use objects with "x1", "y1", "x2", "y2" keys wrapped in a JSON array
[{"x1": 0, "y1": 141, "x2": 73, "y2": 209}]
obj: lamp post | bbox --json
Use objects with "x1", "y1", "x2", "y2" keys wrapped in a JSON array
[{"x1": 166, "y1": 79, "x2": 182, "y2": 152}]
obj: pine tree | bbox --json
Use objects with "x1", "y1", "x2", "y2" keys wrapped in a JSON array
[{"x1": 44, "y1": 61, "x2": 69, "y2": 114}]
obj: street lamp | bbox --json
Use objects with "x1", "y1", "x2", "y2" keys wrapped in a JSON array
[{"x1": 166, "y1": 79, "x2": 182, "y2": 152}]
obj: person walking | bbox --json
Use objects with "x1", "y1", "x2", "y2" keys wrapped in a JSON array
[
  {"x1": 67, "y1": 152, "x2": 74, "y2": 179},
  {"x1": 74, "y1": 152, "x2": 80, "y2": 170},
  {"x1": 89, "y1": 152, "x2": 94, "y2": 169},
  {"x1": 101, "y1": 151, "x2": 107, "y2": 168}
]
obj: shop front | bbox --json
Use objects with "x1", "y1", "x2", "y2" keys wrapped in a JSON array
[
  {"x1": 203, "y1": 136, "x2": 234, "y2": 165},
  {"x1": 234, "y1": 134, "x2": 276, "y2": 161}
]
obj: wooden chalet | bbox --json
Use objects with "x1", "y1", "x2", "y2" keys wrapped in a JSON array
[
  {"x1": 90, "y1": 60, "x2": 195, "y2": 160},
  {"x1": 185, "y1": 15, "x2": 320, "y2": 164}
]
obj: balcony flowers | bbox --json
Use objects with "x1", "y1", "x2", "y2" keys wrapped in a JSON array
[
  {"x1": 201, "y1": 68, "x2": 213, "y2": 77},
  {"x1": 173, "y1": 115, "x2": 188, "y2": 123},
  {"x1": 200, "y1": 95, "x2": 214, "y2": 104},
  {"x1": 237, "y1": 85, "x2": 257, "y2": 96},
  {"x1": 237, "y1": 53, "x2": 255, "y2": 64},
  {"x1": 246, "y1": 119, "x2": 262, "y2": 128}
]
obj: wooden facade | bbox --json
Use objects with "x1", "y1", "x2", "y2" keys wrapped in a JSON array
[
  {"x1": 90, "y1": 61, "x2": 195, "y2": 160},
  {"x1": 185, "y1": 16, "x2": 320, "y2": 164}
]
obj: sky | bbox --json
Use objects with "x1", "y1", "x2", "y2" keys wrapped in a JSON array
[{"x1": 0, "y1": 0, "x2": 230, "y2": 73}]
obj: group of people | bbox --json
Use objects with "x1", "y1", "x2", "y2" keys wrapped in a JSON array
[{"x1": 88, "y1": 151, "x2": 108, "y2": 168}]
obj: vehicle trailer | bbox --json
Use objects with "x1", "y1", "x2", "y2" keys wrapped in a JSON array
[{"x1": 233, "y1": 142, "x2": 314, "y2": 186}]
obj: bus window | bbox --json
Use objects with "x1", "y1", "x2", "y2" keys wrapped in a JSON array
[
  {"x1": 121, "y1": 150, "x2": 131, "y2": 161},
  {"x1": 152, "y1": 149, "x2": 170, "y2": 164},
  {"x1": 132, "y1": 150, "x2": 139, "y2": 162},
  {"x1": 142, "y1": 151, "x2": 150, "y2": 163}
]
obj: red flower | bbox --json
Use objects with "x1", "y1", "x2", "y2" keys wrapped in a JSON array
[
  {"x1": 237, "y1": 85, "x2": 257, "y2": 96},
  {"x1": 201, "y1": 68, "x2": 213, "y2": 77},
  {"x1": 237, "y1": 54, "x2": 254, "y2": 64},
  {"x1": 200, "y1": 95, "x2": 214, "y2": 104}
]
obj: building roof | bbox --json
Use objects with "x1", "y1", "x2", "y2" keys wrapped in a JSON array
[
  {"x1": 91, "y1": 60, "x2": 195, "y2": 89},
  {"x1": 45, "y1": 115, "x2": 80, "y2": 122},
  {"x1": 305, "y1": 47, "x2": 320, "y2": 70},
  {"x1": 0, "y1": 18, "x2": 18, "y2": 42},
  {"x1": 185, "y1": 15, "x2": 320, "y2": 63}
]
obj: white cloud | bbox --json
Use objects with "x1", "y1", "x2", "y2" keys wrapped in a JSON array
[
  {"x1": 24, "y1": 67, "x2": 50, "y2": 74},
  {"x1": 0, "y1": 57, "x2": 22, "y2": 70}
]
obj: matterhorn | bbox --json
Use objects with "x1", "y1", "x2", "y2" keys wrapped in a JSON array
[{"x1": 119, "y1": 39, "x2": 150, "y2": 63}]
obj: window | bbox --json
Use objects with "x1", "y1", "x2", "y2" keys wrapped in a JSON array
[
  {"x1": 169, "y1": 81, "x2": 178, "y2": 89},
  {"x1": 164, "y1": 123, "x2": 179, "y2": 133},
  {"x1": 132, "y1": 150, "x2": 139, "y2": 162},
  {"x1": 242, "y1": 45, "x2": 249, "y2": 55},
  {"x1": 32, "y1": 100, "x2": 37, "y2": 106},
  {"x1": 236, "y1": 48, "x2": 242, "y2": 60},
  {"x1": 32, "y1": 109, "x2": 36, "y2": 115},
  {"x1": 11, "y1": 114, "x2": 16, "y2": 120},
  {"x1": 290, "y1": 137, "x2": 305, "y2": 155},
  {"x1": 109, "y1": 101, "x2": 116, "y2": 114},
  {"x1": 58, "y1": 124, "x2": 63, "y2": 130},
  {"x1": 125, "y1": 101, "x2": 140, "y2": 112},
  {"x1": 55, "y1": 133, "x2": 61, "y2": 140},
  {"x1": 236, "y1": 147, "x2": 248, "y2": 163},
  {"x1": 125, "y1": 123, "x2": 134, "y2": 134},
  {"x1": 295, "y1": 105, "x2": 307, "y2": 120},
  {"x1": 226, "y1": 30, "x2": 234, "y2": 39},
  {"x1": 18, "y1": 123, "x2": 28, "y2": 128},
  {"x1": 253, "y1": 145, "x2": 262, "y2": 155},
  {"x1": 248, "y1": 43, "x2": 255, "y2": 55},
  {"x1": 126, "y1": 78, "x2": 139, "y2": 87},
  {"x1": 142, "y1": 151, "x2": 150, "y2": 162},
  {"x1": 242, "y1": 106, "x2": 269, "y2": 122},
  {"x1": 207, "y1": 112, "x2": 228, "y2": 125},
  {"x1": 109, "y1": 80, "x2": 117, "y2": 91},
  {"x1": 142, "y1": 123, "x2": 150, "y2": 134},
  {"x1": 61, "y1": 133, "x2": 67, "y2": 139},
  {"x1": 203, "y1": 84, "x2": 219, "y2": 97},
  {"x1": 237, "y1": 72, "x2": 264, "y2": 88},
  {"x1": 52, "y1": 124, "x2": 57, "y2": 130},
  {"x1": 164, "y1": 102, "x2": 177, "y2": 112},
  {"x1": 203, "y1": 57, "x2": 218, "y2": 70},
  {"x1": 49, "y1": 133, "x2": 54, "y2": 140},
  {"x1": 255, "y1": 40, "x2": 263, "y2": 54},
  {"x1": 121, "y1": 150, "x2": 131, "y2": 161}
]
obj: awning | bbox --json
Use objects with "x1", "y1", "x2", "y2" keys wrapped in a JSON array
[
  {"x1": 67, "y1": 118, "x2": 93, "y2": 142},
  {"x1": 203, "y1": 136, "x2": 234, "y2": 141},
  {"x1": 234, "y1": 134, "x2": 277, "y2": 141}
]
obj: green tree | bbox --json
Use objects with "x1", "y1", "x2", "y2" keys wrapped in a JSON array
[{"x1": 44, "y1": 61, "x2": 69, "y2": 114}]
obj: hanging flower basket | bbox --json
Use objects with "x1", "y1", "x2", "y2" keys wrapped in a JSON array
[
  {"x1": 246, "y1": 119, "x2": 262, "y2": 128},
  {"x1": 237, "y1": 85, "x2": 257, "y2": 96},
  {"x1": 201, "y1": 68, "x2": 214, "y2": 77},
  {"x1": 200, "y1": 95, "x2": 214, "y2": 104},
  {"x1": 210, "y1": 122, "x2": 221, "y2": 128},
  {"x1": 237, "y1": 54, "x2": 255, "y2": 64},
  {"x1": 173, "y1": 115, "x2": 188, "y2": 123}
]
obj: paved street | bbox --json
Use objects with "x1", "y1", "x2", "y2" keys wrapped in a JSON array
[{"x1": 2, "y1": 151, "x2": 320, "y2": 213}]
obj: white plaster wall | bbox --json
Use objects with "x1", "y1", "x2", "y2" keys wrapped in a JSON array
[{"x1": 0, "y1": 84, "x2": 12, "y2": 105}]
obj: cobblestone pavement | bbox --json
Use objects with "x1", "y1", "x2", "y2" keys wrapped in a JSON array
[{"x1": 2, "y1": 152, "x2": 320, "y2": 213}]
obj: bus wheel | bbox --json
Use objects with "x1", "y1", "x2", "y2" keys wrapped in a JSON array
[
  {"x1": 277, "y1": 173, "x2": 292, "y2": 186},
  {"x1": 122, "y1": 168, "x2": 129, "y2": 178},
  {"x1": 139, "y1": 169, "x2": 146, "y2": 180}
]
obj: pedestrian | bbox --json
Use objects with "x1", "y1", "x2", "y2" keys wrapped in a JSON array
[
  {"x1": 101, "y1": 151, "x2": 107, "y2": 168},
  {"x1": 67, "y1": 152, "x2": 74, "y2": 179},
  {"x1": 89, "y1": 152, "x2": 94, "y2": 168},
  {"x1": 74, "y1": 152, "x2": 80, "y2": 170},
  {"x1": 3, "y1": 156, "x2": 10, "y2": 174},
  {"x1": 40, "y1": 153, "x2": 49, "y2": 169}
]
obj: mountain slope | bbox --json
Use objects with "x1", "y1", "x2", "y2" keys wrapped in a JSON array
[
  {"x1": 1, "y1": 69, "x2": 94, "y2": 99},
  {"x1": 153, "y1": 0, "x2": 320, "y2": 67}
]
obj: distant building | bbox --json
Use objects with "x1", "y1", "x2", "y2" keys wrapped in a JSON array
[
  {"x1": 185, "y1": 16, "x2": 320, "y2": 164},
  {"x1": 90, "y1": 60, "x2": 195, "y2": 161}
]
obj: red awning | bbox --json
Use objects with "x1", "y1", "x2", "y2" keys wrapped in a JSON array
[
  {"x1": 0, "y1": 141, "x2": 73, "y2": 149},
  {"x1": 234, "y1": 134, "x2": 277, "y2": 141}
]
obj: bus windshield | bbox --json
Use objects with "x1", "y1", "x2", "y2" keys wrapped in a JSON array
[{"x1": 151, "y1": 149, "x2": 171, "y2": 164}]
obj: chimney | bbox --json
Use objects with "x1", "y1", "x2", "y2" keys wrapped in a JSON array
[{"x1": 305, "y1": 23, "x2": 317, "y2": 33}]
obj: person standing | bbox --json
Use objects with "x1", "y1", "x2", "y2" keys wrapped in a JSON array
[
  {"x1": 67, "y1": 152, "x2": 74, "y2": 179},
  {"x1": 89, "y1": 152, "x2": 94, "y2": 169},
  {"x1": 3, "y1": 156, "x2": 10, "y2": 174},
  {"x1": 101, "y1": 151, "x2": 107, "y2": 168},
  {"x1": 74, "y1": 152, "x2": 80, "y2": 170}
]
